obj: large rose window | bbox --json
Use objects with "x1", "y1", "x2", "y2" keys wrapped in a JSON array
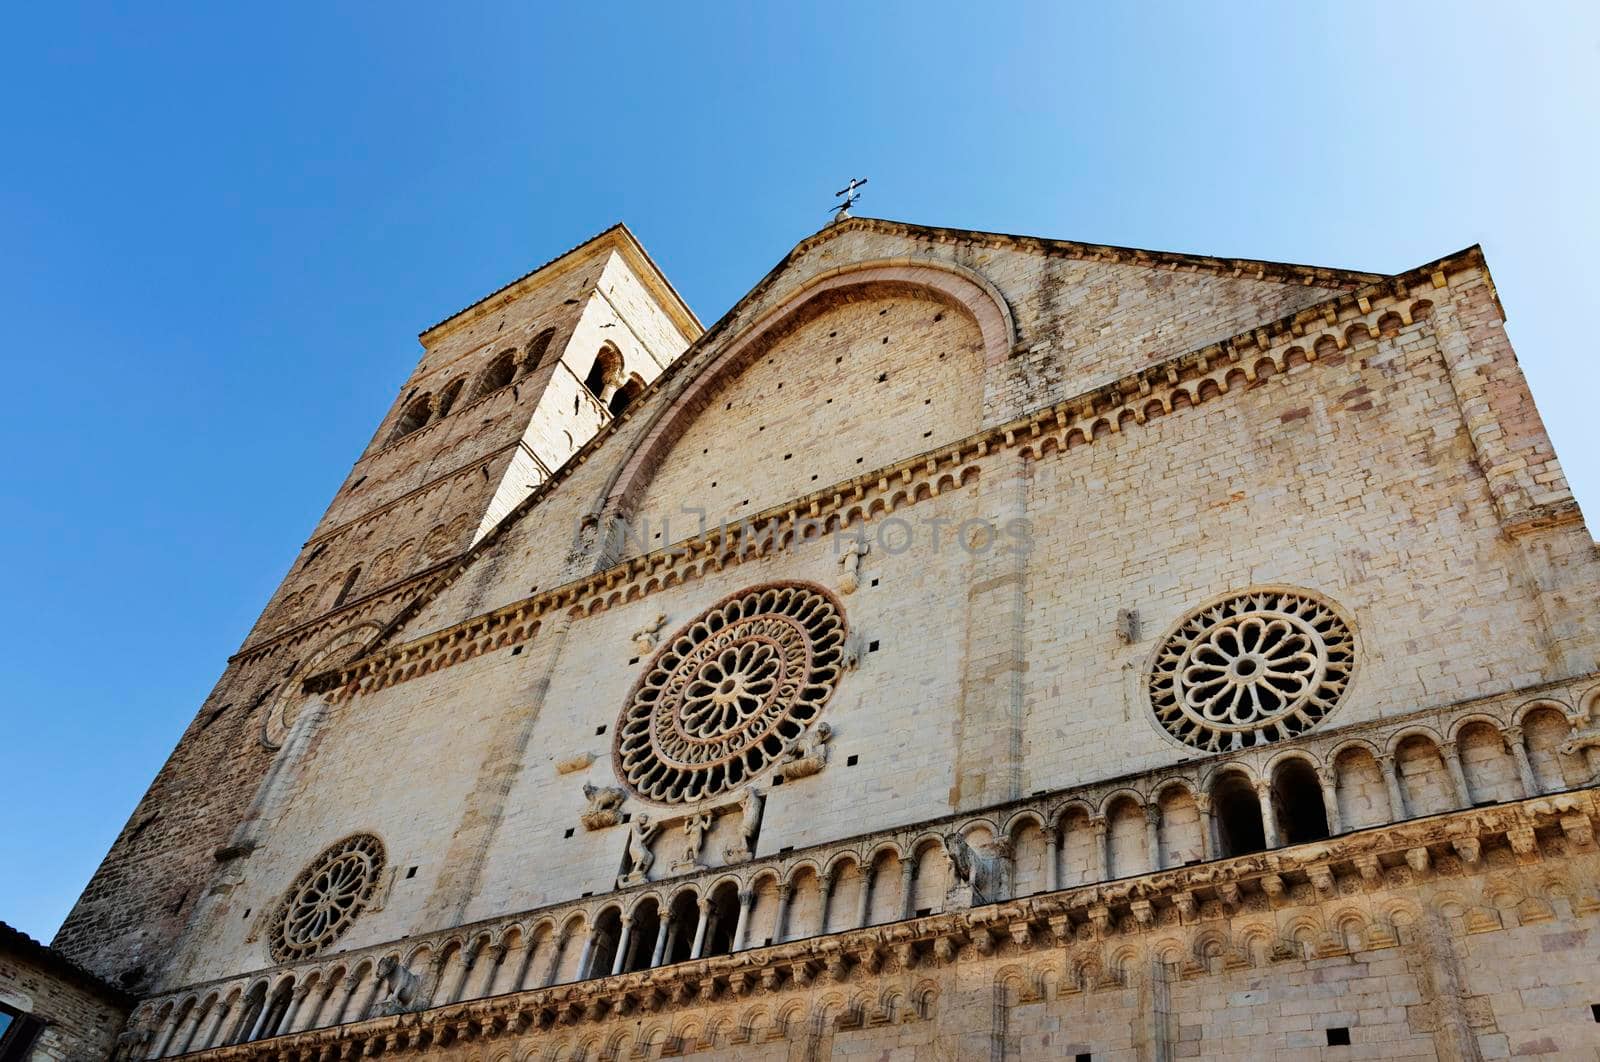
[{"x1": 614, "y1": 583, "x2": 847, "y2": 804}]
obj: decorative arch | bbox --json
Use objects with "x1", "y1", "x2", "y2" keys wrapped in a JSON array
[{"x1": 596, "y1": 258, "x2": 1016, "y2": 516}]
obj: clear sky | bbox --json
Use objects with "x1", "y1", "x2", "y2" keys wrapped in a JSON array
[{"x1": 2, "y1": 3, "x2": 1596, "y2": 942}]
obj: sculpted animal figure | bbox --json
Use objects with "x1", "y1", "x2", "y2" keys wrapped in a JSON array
[
  {"x1": 373, "y1": 956, "x2": 420, "y2": 1016},
  {"x1": 943, "y1": 831, "x2": 1010, "y2": 905},
  {"x1": 580, "y1": 782, "x2": 626, "y2": 830},
  {"x1": 777, "y1": 722, "x2": 833, "y2": 780}
]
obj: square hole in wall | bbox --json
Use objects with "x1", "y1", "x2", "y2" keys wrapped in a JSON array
[
  {"x1": 1325, "y1": 1028, "x2": 1350, "y2": 1046},
  {"x1": 242, "y1": 908, "x2": 251, "y2": 920},
  {"x1": 628, "y1": 657, "x2": 639, "y2": 666},
  {"x1": 779, "y1": 845, "x2": 794, "y2": 854},
  {"x1": 564, "y1": 827, "x2": 575, "y2": 838},
  {"x1": 916, "y1": 907, "x2": 931, "y2": 918},
  {"x1": 511, "y1": 645, "x2": 523, "y2": 656},
  {"x1": 868, "y1": 640, "x2": 880, "y2": 652},
  {"x1": 1075, "y1": 1055, "x2": 1091, "y2": 1062},
  {"x1": 784, "y1": 453, "x2": 792, "y2": 460},
  {"x1": 923, "y1": 430, "x2": 932, "y2": 438},
  {"x1": 406, "y1": 866, "x2": 418, "y2": 879},
  {"x1": 596, "y1": 724, "x2": 607, "y2": 735},
  {"x1": 621, "y1": 813, "x2": 631, "y2": 824},
  {"x1": 846, "y1": 754, "x2": 859, "y2": 766},
  {"x1": 1592, "y1": 1003, "x2": 1600, "y2": 1022},
  {"x1": 773, "y1": 776, "x2": 784, "y2": 786},
  {"x1": 869, "y1": 578, "x2": 878, "y2": 587}
]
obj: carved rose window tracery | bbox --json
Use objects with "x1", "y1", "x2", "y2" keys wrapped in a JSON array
[
  {"x1": 268, "y1": 834, "x2": 386, "y2": 963},
  {"x1": 1147, "y1": 588, "x2": 1355, "y2": 752},
  {"x1": 614, "y1": 582, "x2": 847, "y2": 804}
]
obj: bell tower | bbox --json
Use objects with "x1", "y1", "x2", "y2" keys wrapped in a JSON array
[
  {"x1": 247, "y1": 223, "x2": 701, "y2": 648},
  {"x1": 51, "y1": 223, "x2": 700, "y2": 991}
]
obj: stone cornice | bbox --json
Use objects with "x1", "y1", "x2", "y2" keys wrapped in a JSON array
[
  {"x1": 231, "y1": 563, "x2": 455, "y2": 667},
  {"x1": 795, "y1": 216, "x2": 1388, "y2": 290},
  {"x1": 418, "y1": 224, "x2": 703, "y2": 348},
  {"x1": 152, "y1": 785, "x2": 1599, "y2": 1060},
  {"x1": 304, "y1": 442, "x2": 524, "y2": 550},
  {"x1": 308, "y1": 248, "x2": 1487, "y2": 698}
]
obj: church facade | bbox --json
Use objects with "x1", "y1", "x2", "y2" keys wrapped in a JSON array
[{"x1": 56, "y1": 218, "x2": 1600, "y2": 1060}]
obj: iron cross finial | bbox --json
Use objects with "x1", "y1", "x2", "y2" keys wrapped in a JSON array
[{"x1": 831, "y1": 177, "x2": 868, "y2": 221}]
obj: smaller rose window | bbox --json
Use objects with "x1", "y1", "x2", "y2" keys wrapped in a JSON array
[
  {"x1": 1147, "y1": 589, "x2": 1354, "y2": 752},
  {"x1": 268, "y1": 834, "x2": 386, "y2": 963}
]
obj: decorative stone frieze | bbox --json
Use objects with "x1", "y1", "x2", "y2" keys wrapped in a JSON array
[{"x1": 136, "y1": 786, "x2": 1597, "y2": 1060}]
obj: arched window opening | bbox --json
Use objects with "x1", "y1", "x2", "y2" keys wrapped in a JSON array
[
  {"x1": 703, "y1": 881, "x2": 741, "y2": 958},
  {"x1": 585, "y1": 908, "x2": 623, "y2": 980},
  {"x1": 331, "y1": 565, "x2": 362, "y2": 609},
  {"x1": 522, "y1": 328, "x2": 556, "y2": 377},
  {"x1": 621, "y1": 899, "x2": 661, "y2": 974},
  {"x1": 1211, "y1": 774, "x2": 1265, "y2": 857},
  {"x1": 1271, "y1": 760, "x2": 1330, "y2": 845},
  {"x1": 583, "y1": 344, "x2": 623, "y2": 405},
  {"x1": 389, "y1": 394, "x2": 432, "y2": 443},
  {"x1": 476, "y1": 350, "x2": 517, "y2": 399},
  {"x1": 608, "y1": 374, "x2": 646, "y2": 417},
  {"x1": 435, "y1": 377, "x2": 466, "y2": 418},
  {"x1": 229, "y1": 987, "x2": 266, "y2": 1046},
  {"x1": 665, "y1": 892, "x2": 699, "y2": 965}
]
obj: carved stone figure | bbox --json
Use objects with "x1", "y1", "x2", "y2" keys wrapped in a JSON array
[
  {"x1": 1559, "y1": 728, "x2": 1600, "y2": 781},
  {"x1": 674, "y1": 812, "x2": 713, "y2": 872},
  {"x1": 580, "y1": 782, "x2": 626, "y2": 831},
  {"x1": 841, "y1": 630, "x2": 865, "y2": 672},
  {"x1": 776, "y1": 722, "x2": 833, "y2": 780},
  {"x1": 619, "y1": 814, "x2": 662, "y2": 887},
  {"x1": 838, "y1": 536, "x2": 870, "y2": 594},
  {"x1": 723, "y1": 787, "x2": 765, "y2": 863},
  {"x1": 373, "y1": 956, "x2": 420, "y2": 1016},
  {"x1": 943, "y1": 832, "x2": 1011, "y2": 906},
  {"x1": 631, "y1": 612, "x2": 668, "y2": 655}
]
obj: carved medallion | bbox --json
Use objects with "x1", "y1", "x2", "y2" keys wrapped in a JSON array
[
  {"x1": 614, "y1": 582, "x2": 847, "y2": 804},
  {"x1": 1147, "y1": 588, "x2": 1354, "y2": 752},
  {"x1": 268, "y1": 833, "x2": 386, "y2": 963}
]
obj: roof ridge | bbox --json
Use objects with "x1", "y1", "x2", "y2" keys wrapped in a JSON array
[
  {"x1": 809, "y1": 215, "x2": 1386, "y2": 287},
  {"x1": 417, "y1": 222, "x2": 702, "y2": 343}
]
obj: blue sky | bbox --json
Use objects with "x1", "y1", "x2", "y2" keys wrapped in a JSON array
[{"x1": 2, "y1": 3, "x2": 1596, "y2": 942}]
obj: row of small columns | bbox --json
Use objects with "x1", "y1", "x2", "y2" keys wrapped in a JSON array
[{"x1": 143, "y1": 729, "x2": 1557, "y2": 1055}]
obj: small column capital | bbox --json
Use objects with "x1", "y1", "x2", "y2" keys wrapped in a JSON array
[{"x1": 737, "y1": 889, "x2": 755, "y2": 909}]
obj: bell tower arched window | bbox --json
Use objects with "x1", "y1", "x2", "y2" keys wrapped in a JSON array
[
  {"x1": 475, "y1": 350, "x2": 517, "y2": 398},
  {"x1": 389, "y1": 393, "x2": 433, "y2": 443},
  {"x1": 583, "y1": 344, "x2": 624, "y2": 405}
]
